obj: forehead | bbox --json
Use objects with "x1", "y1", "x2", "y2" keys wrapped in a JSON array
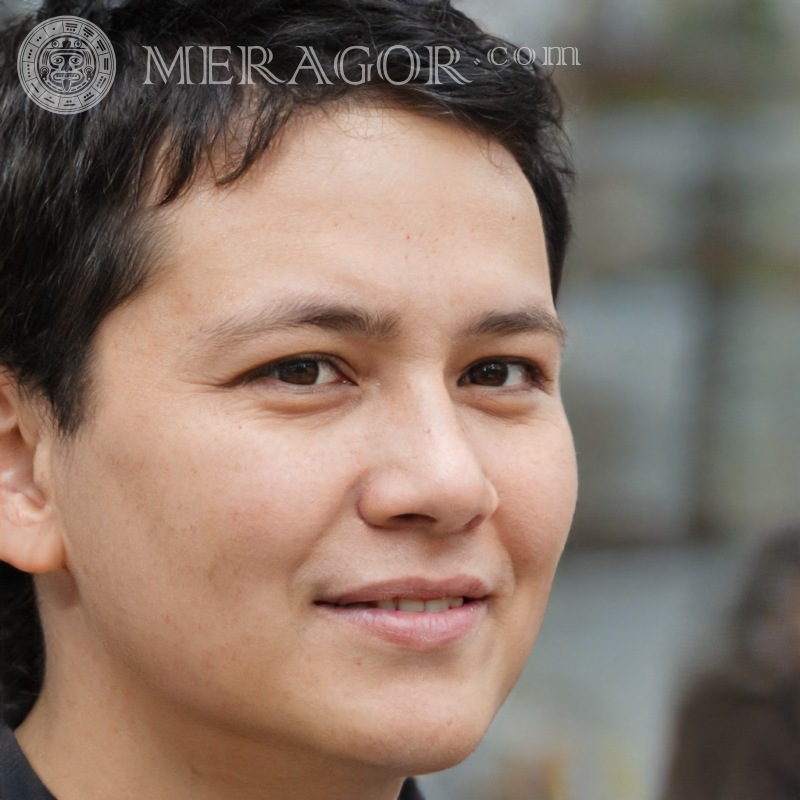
[{"x1": 140, "y1": 104, "x2": 553, "y2": 343}]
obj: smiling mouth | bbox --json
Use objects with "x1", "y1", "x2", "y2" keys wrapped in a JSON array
[
  {"x1": 319, "y1": 596, "x2": 468, "y2": 612},
  {"x1": 314, "y1": 575, "x2": 489, "y2": 647},
  {"x1": 314, "y1": 592, "x2": 486, "y2": 649}
]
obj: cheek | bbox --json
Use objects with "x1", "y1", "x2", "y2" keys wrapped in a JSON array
[
  {"x1": 78, "y1": 414, "x2": 358, "y2": 621},
  {"x1": 472, "y1": 425, "x2": 577, "y2": 710},
  {"x1": 495, "y1": 419, "x2": 576, "y2": 540},
  {"x1": 52, "y1": 415, "x2": 359, "y2": 704},
  {"x1": 488, "y1": 420, "x2": 577, "y2": 616},
  {"x1": 195, "y1": 427, "x2": 358, "y2": 580}
]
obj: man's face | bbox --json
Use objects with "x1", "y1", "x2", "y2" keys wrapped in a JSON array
[{"x1": 45, "y1": 106, "x2": 577, "y2": 774}]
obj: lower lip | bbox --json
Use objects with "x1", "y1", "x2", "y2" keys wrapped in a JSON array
[{"x1": 316, "y1": 601, "x2": 486, "y2": 650}]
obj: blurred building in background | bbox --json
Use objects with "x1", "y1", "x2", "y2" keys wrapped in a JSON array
[{"x1": 421, "y1": 0, "x2": 800, "y2": 798}]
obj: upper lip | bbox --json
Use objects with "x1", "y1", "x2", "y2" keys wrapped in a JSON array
[{"x1": 317, "y1": 575, "x2": 490, "y2": 605}]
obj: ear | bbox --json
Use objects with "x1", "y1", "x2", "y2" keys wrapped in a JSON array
[{"x1": 0, "y1": 373, "x2": 66, "y2": 574}]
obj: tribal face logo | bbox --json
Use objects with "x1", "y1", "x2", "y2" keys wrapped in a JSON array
[
  {"x1": 39, "y1": 35, "x2": 96, "y2": 94},
  {"x1": 17, "y1": 16, "x2": 115, "y2": 114}
]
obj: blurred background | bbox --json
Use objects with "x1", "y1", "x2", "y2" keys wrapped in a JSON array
[
  {"x1": 418, "y1": 1, "x2": 800, "y2": 798},
  {"x1": 2, "y1": 0, "x2": 799, "y2": 797}
]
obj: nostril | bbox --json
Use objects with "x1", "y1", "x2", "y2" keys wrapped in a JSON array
[
  {"x1": 395, "y1": 513, "x2": 436, "y2": 524},
  {"x1": 462, "y1": 515, "x2": 483, "y2": 534}
]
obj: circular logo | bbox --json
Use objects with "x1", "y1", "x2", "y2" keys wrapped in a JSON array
[{"x1": 17, "y1": 15, "x2": 116, "y2": 115}]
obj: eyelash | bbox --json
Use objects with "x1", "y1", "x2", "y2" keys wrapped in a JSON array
[{"x1": 246, "y1": 355, "x2": 546, "y2": 390}]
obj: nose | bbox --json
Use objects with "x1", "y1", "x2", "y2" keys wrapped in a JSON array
[{"x1": 357, "y1": 383, "x2": 500, "y2": 536}]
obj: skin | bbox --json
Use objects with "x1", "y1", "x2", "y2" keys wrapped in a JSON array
[{"x1": 1, "y1": 105, "x2": 578, "y2": 800}]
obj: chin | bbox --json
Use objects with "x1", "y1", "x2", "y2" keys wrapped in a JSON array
[
  {"x1": 353, "y1": 729, "x2": 487, "y2": 778},
  {"x1": 397, "y1": 734, "x2": 487, "y2": 776},
  {"x1": 346, "y1": 692, "x2": 500, "y2": 776}
]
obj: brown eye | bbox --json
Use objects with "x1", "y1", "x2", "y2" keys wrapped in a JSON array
[
  {"x1": 468, "y1": 362, "x2": 508, "y2": 386},
  {"x1": 460, "y1": 361, "x2": 534, "y2": 387},
  {"x1": 277, "y1": 360, "x2": 320, "y2": 384},
  {"x1": 265, "y1": 358, "x2": 341, "y2": 385}
]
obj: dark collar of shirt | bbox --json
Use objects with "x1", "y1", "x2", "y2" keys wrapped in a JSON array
[
  {"x1": 1, "y1": 722, "x2": 424, "y2": 800},
  {"x1": 399, "y1": 777, "x2": 426, "y2": 799},
  {"x1": 0, "y1": 725, "x2": 56, "y2": 800}
]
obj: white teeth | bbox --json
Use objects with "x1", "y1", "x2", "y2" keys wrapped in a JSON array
[
  {"x1": 372, "y1": 596, "x2": 466, "y2": 612},
  {"x1": 397, "y1": 599, "x2": 425, "y2": 612},
  {"x1": 333, "y1": 596, "x2": 468, "y2": 611}
]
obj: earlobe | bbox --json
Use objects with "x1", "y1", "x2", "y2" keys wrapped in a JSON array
[{"x1": 0, "y1": 375, "x2": 66, "y2": 574}]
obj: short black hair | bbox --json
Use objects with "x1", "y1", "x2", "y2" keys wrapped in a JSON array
[{"x1": 0, "y1": 0, "x2": 573, "y2": 727}]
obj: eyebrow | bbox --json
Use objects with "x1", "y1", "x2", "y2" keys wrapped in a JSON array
[
  {"x1": 194, "y1": 299, "x2": 401, "y2": 351},
  {"x1": 192, "y1": 298, "x2": 565, "y2": 353},
  {"x1": 462, "y1": 307, "x2": 566, "y2": 344}
]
